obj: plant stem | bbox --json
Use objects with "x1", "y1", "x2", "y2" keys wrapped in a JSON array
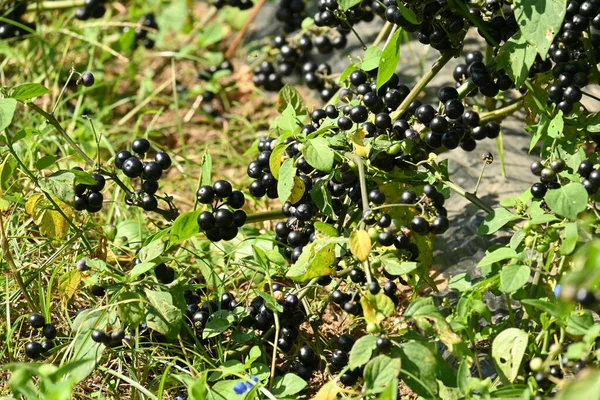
[
  {"x1": 27, "y1": 0, "x2": 85, "y2": 11},
  {"x1": 373, "y1": 21, "x2": 393, "y2": 47},
  {"x1": 478, "y1": 98, "x2": 524, "y2": 124},
  {"x1": 225, "y1": 0, "x2": 267, "y2": 60},
  {"x1": 390, "y1": 53, "x2": 453, "y2": 120},
  {"x1": 245, "y1": 209, "x2": 285, "y2": 224},
  {"x1": 0, "y1": 213, "x2": 37, "y2": 311},
  {"x1": 344, "y1": 153, "x2": 370, "y2": 214}
]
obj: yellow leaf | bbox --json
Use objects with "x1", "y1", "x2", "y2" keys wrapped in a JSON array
[
  {"x1": 58, "y1": 269, "x2": 82, "y2": 302},
  {"x1": 288, "y1": 176, "x2": 306, "y2": 204},
  {"x1": 26, "y1": 195, "x2": 73, "y2": 239},
  {"x1": 350, "y1": 229, "x2": 371, "y2": 262},
  {"x1": 310, "y1": 382, "x2": 341, "y2": 400},
  {"x1": 349, "y1": 127, "x2": 368, "y2": 156}
]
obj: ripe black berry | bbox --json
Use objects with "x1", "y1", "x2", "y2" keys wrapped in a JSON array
[
  {"x1": 122, "y1": 157, "x2": 144, "y2": 178},
  {"x1": 28, "y1": 313, "x2": 46, "y2": 329},
  {"x1": 91, "y1": 329, "x2": 109, "y2": 344},
  {"x1": 213, "y1": 180, "x2": 233, "y2": 198},
  {"x1": 80, "y1": 72, "x2": 95, "y2": 87},
  {"x1": 143, "y1": 162, "x2": 163, "y2": 181},
  {"x1": 298, "y1": 345, "x2": 316, "y2": 366},
  {"x1": 155, "y1": 151, "x2": 172, "y2": 170},
  {"x1": 115, "y1": 150, "x2": 132, "y2": 169},
  {"x1": 132, "y1": 138, "x2": 151, "y2": 155},
  {"x1": 42, "y1": 324, "x2": 57, "y2": 340},
  {"x1": 25, "y1": 341, "x2": 43, "y2": 359},
  {"x1": 337, "y1": 334, "x2": 355, "y2": 351},
  {"x1": 376, "y1": 337, "x2": 392, "y2": 351}
]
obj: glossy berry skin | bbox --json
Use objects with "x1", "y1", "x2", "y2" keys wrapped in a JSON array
[
  {"x1": 111, "y1": 330, "x2": 126, "y2": 342},
  {"x1": 330, "y1": 349, "x2": 349, "y2": 367},
  {"x1": 578, "y1": 160, "x2": 594, "y2": 177},
  {"x1": 122, "y1": 157, "x2": 144, "y2": 178},
  {"x1": 143, "y1": 162, "x2": 163, "y2": 181},
  {"x1": 213, "y1": 180, "x2": 233, "y2": 198},
  {"x1": 215, "y1": 208, "x2": 235, "y2": 229},
  {"x1": 42, "y1": 324, "x2": 57, "y2": 340},
  {"x1": 196, "y1": 185, "x2": 214, "y2": 204},
  {"x1": 228, "y1": 191, "x2": 245, "y2": 209},
  {"x1": 91, "y1": 284, "x2": 106, "y2": 297},
  {"x1": 142, "y1": 194, "x2": 158, "y2": 211},
  {"x1": 411, "y1": 216, "x2": 430, "y2": 235},
  {"x1": 132, "y1": 138, "x2": 151, "y2": 155},
  {"x1": 337, "y1": 334, "x2": 355, "y2": 351},
  {"x1": 81, "y1": 72, "x2": 95, "y2": 87},
  {"x1": 91, "y1": 329, "x2": 109, "y2": 344},
  {"x1": 340, "y1": 370, "x2": 359, "y2": 386},
  {"x1": 142, "y1": 180, "x2": 159, "y2": 194},
  {"x1": 349, "y1": 105, "x2": 369, "y2": 123},
  {"x1": 25, "y1": 341, "x2": 43, "y2": 359},
  {"x1": 376, "y1": 337, "x2": 392, "y2": 351},
  {"x1": 76, "y1": 258, "x2": 89, "y2": 271},
  {"x1": 285, "y1": 293, "x2": 299, "y2": 308},
  {"x1": 369, "y1": 281, "x2": 380, "y2": 295},
  {"x1": 89, "y1": 173, "x2": 105, "y2": 192},
  {"x1": 531, "y1": 183, "x2": 547, "y2": 199},
  {"x1": 115, "y1": 150, "x2": 132, "y2": 169},
  {"x1": 298, "y1": 345, "x2": 316, "y2": 366},
  {"x1": 40, "y1": 339, "x2": 54, "y2": 353},
  {"x1": 155, "y1": 151, "x2": 172, "y2": 170},
  {"x1": 28, "y1": 313, "x2": 46, "y2": 329},
  {"x1": 233, "y1": 210, "x2": 247, "y2": 227}
]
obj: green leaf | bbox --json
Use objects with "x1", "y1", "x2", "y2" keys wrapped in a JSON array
[
  {"x1": 513, "y1": 0, "x2": 567, "y2": 59},
  {"x1": 129, "y1": 261, "x2": 155, "y2": 279},
  {"x1": 277, "y1": 159, "x2": 297, "y2": 203},
  {"x1": 0, "y1": 98, "x2": 17, "y2": 132},
  {"x1": 560, "y1": 222, "x2": 578, "y2": 255},
  {"x1": 360, "y1": 46, "x2": 382, "y2": 71},
  {"x1": 271, "y1": 373, "x2": 307, "y2": 397},
  {"x1": 376, "y1": 28, "x2": 402, "y2": 91},
  {"x1": 545, "y1": 182, "x2": 588, "y2": 220},
  {"x1": 348, "y1": 335, "x2": 378, "y2": 369},
  {"x1": 170, "y1": 211, "x2": 201, "y2": 244},
  {"x1": 258, "y1": 291, "x2": 284, "y2": 313},
  {"x1": 397, "y1": 342, "x2": 439, "y2": 397},
  {"x1": 10, "y1": 83, "x2": 51, "y2": 101},
  {"x1": 197, "y1": 23, "x2": 223, "y2": 48},
  {"x1": 145, "y1": 289, "x2": 183, "y2": 339},
  {"x1": 311, "y1": 177, "x2": 336, "y2": 218},
  {"x1": 566, "y1": 310, "x2": 594, "y2": 336},
  {"x1": 521, "y1": 299, "x2": 562, "y2": 317},
  {"x1": 361, "y1": 292, "x2": 395, "y2": 326},
  {"x1": 338, "y1": 63, "x2": 357, "y2": 84},
  {"x1": 303, "y1": 137, "x2": 335, "y2": 172},
  {"x1": 118, "y1": 291, "x2": 145, "y2": 328},
  {"x1": 477, "y1": 208, "x2": 518, "y2": 235},
  {"x1": 35, "y1": 155, "x2": 57, "y2": 170},
  {"x1": 58, "y1": 269, "x2": 81, "y2": 302},
  {"x1": 277, "y1": 85, "x2": 307, "y2": 116},
  {"x1": 350, "y1": 229, "x2": 371, "y2": 262},
  {"x1": 495, "y1": 33, "x2": 537, "y2": 87},
  {"x1": 137, "y1": 239, "x2": 166, "y2": 262},
  {"x1": 477, "y1": 247, "x2": 518, "y2": 268},
  {"x1": 492, "y1": 328, "x2": 528, "y2": 383},
  {"x1": 364, "y1": 355, "x2": 401, "y2": 394},
  {"x1": 555, "y1": 370, "x2": 600, "y2": 400},
  {"x1": 397, "y1": 4, "x2": 418, "y2": 23},
  {"x1": 201, "y1": 153, "x2": 212, "y2": 186},
  {"x1": 499, "y1": 264, "x2": 530, "y2": 293},
  {"x1": 286, "y1": 241, "x2": 337, "y2": 281},
  {"x1": 39, "y1": 170, "x2": 95, "y2": 204},
  {"x1": 338, "y1": 0, "x2": 361, "y2": 10},
  {"x1": 202, "y1": 318, "x2": 231, "y2": 339}
]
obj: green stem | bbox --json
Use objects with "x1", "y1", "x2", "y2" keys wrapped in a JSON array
[
  {"x1": 344, "y1": 153, "x2": 370, "y2": 214},
  {"x1": 390, "y1": 53, "x2": 453, "y2": 120},
  {"x1": 245, "y1": 209, "x2": 285, "y2": 224},
  {"x1": 478, "y1": 98, "x2": 524, "y2": 124},
  {"x1": 27, "y1": 0, "x2": 85, "y2": 11}
]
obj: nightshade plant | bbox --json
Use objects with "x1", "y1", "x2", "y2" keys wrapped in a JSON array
[{"x1": 1, "y1": 0, "x2": 600, "y2": 399}]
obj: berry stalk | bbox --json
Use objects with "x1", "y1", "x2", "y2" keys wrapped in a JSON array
[{"x1": 27, "y1": 0, "x2": 85, "y2": 11}]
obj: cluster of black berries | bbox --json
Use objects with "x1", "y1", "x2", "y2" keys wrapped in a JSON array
[
  {"x1": 24, "y1": 313, "x2": 57, "y2": 359},
  {"x1": 133, "y1": 13, "x2": 159, "y2": 50},
  {"x1": 91, "y1": 328, "x2": 126, "y2": 347},
  {"x1": 212, "y1": 0, "x2": 254, "y2": 11},
  {"x1": 115, "y1": 138, "x2": 172, "y2": 211},
  {"x1": 196, "y1": 180, "x2": 246, "y2": 242},
  {"x1": 75, "y1": 0, "x2": 108, "y2": 20},
  {"x1": 546, "y1": 60, "x2": 589, "y2": 114},
  {"x1": 453, "y1": 51, "x2": 514, "y2": 98},
  {"x1": 275, "y1": 0, "x2": 306, "y2": 32},
  {"x1": 577, "y1": 159, "x2": 600, "y2": 195},
  {"x1": 252, "y1": 61, "x2": 285, "y2": 92},
  {"x1": 0, "y1": 1, "x2": 35, "y2": 40},
  {"x1": 247, "y1": 137, "x2": 278, "y2": 199},
  {"x1": 331, "y1": 289, "x2": 363, "y2": 316},
  {"x1": 186, "y1": 291, "x2": 238, "y2": 338},
  {"x1": 398, "y1": 184, "x2": 449, "y2": 236},
  {"x1": 471, "y1": 8, "x2": 518, "y2": 47},
  {"x1": 314, "y1": 0, "x2": 375, "y2": 30},
  {"x1": 529, "y1": 159, "x2": 566, "y2": 199},
  {"x1": 295, "y1": 345, "x2": 318, "y2": 380},
  {"x1": 73, "y1": 169, "x2": 106, "y2": 213}
]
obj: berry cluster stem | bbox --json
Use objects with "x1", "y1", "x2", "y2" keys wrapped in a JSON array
[
  {"x1": 390, "y1": 53, "x2": 453, "y2": 121},
  {"x1": 478, "y1": 97, "x2": 524, "y2": 124},
  {"x1": 27, "y1": 0, "x2": 85, "y2": 11}
]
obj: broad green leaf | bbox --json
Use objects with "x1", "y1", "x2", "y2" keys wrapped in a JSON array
[
  {"x1": 560, "y1": 222, "x2": 578, "y2": 255},
  {"x1": 492, "y1": 328, "x2": 528, "y2": 383},
  {"x1": 338, "y1": 0, "x2": 361, "y2": 10},
  {"x1": 258, "y1": 291, "x2": 284, "y2": 313},
  {"x1": 271, "y1": 373, "x2": 307, "y2": 397},
  {"x1": 197, "y1": 23, "x2": 223, "y2": 48},
  {"x1": 311, "y1": 177, "x2": 336, "y2": 218},
  {"x1": 545, "y1": 182, "x2": 588, "y2": 220},
  {"x1": 118, "y1": 291, "x2": 145, "y2": 327},
  {"x1": 10, "y1": 83, "x2": 51, "y2": 101},
  {"x1": 348, "y1": 335, "x2": 378, "y2": 369},
  {"x1": 137, "y1": 239, "x2": 166, "y2": 262},
  {"x1": 477, "y1": 208, "x2": 518, "y2": 235},
  {"x1": 477, "y1": 247, "x2": 517, "y2": 268},
  {"x1": 170, "y1": 210, "x2": 201, "y2": 243},
  {"x1": 277, "y1": 85, "x2": 307, "y2": 116},
  {"x1": 361, "y1": 293, "x2": 395, "y2": 326},
  {"x1": 381, "y1": 254, "x2": 417, "y2": 275},
  {"x1": 376, "y1": 28, "x2": 402, "y2": 91},
  {"x1": 350, "y1": 229, "x2": 371, "y2": 262},
  {"x1": 145, "y1": 289, "x2": 183, "y2": 339},
  {"x1": 521, "y1": 299, "x2": 561, "y2": 317},
  {"x1": 202, "y1": 318, "x2": 231, "y2": 339},
  {"x1": 555, "y1": 370, "x2": 600, "y2": 400},
  {"x1": 495, "y1": 33, "x2": 537, "y2": 87},
  {"x1": 286, "y1": 241, "x2": 336, "y2": 281},
  {"x1": 397, "y1": 342, "x2": 438, "y2": 396},
  {"x1": 360, "y1": 46, "x2": 382, "y2": 71},
  {"x1": 35, "y1": 155, "x2": 57, "y2": 170},
  {"x1": 378, "y1": 378, "x2": 399, "y2": 400},
  {"x1": 514, "y1": 0, "x2": 567, "y2": 59},
  {"x1": 0, "y1": 98, "x2": 17, "y2": 132},
  {"x1": 364, "y1": 355, "x2": 401, "y2": 394},
  {"x1": 39, "y1": 170, "x2": 95, "y2": 204},
  {"x1": 397, "y1": 4, "x2": 418, "y2": 23},
  {"x1": 566, "y1": 310, "x2": 594, "y2": 336},
  {"x1": 201, "y1": 153, "x2": 212, "y2": 186},
  {"x1": 499, "y1": 264, "x2": 530, "y2": 293},
  {"x1": 303, "y1": 137, "x2": 335, "y2": 172},
  {"x1": 314, "y1": 221, "x2": 338, "y2": 237},
  {"x1": 188, "y1": 372, "x2": 209, "y2": 400},
  {"x1": 277, "y1": 159, "x2": 297, "y2": 203},
  {"x1": 129, "y1": 262, "x2": 155, "y2": 279}
]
